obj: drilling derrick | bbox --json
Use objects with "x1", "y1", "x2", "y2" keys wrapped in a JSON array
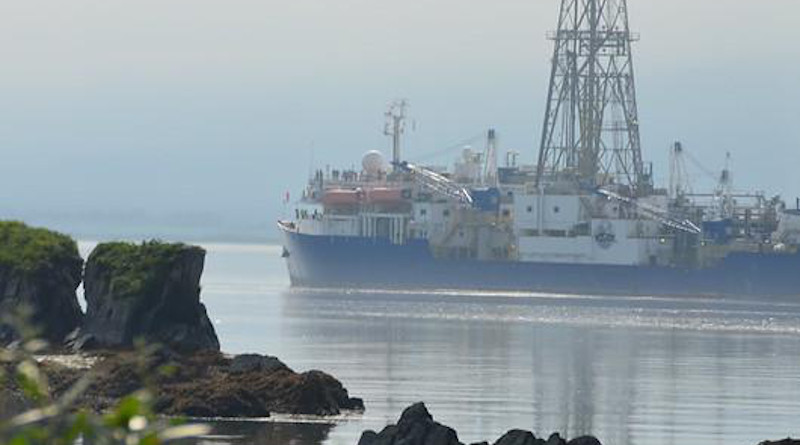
[{"x1": 537, "y1": 0, "x2": 648, "y2": 195}]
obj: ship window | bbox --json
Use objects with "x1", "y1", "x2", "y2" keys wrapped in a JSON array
[
  {"x1": 443, "y1": 210, "x2": 450, "y2": 217},
  {"x1": 507, "y1": 191, "x2": 513, "y2": 197},
  {"x1": 503, "y1": 209, "x2": 511, "y2": 217},
  {"x1": 553, "y1": 206, "x2": 560, "y2": 214},
  {"x1": 527, "y1": 206, "x2": 533, "y2": 213},
  {"x1": 420, "y1": 209, "x2": 427, "y2": 216}
]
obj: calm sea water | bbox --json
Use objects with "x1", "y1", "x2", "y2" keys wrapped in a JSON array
[{"x1": 79, "y1": 242, "x2": 800, "y2": 445}]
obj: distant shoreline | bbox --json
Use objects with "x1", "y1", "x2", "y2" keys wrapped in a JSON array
[{"x1": 1, "y1": 216, "x2": 280, "y2": 245}]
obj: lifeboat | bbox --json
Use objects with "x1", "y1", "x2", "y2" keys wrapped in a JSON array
[
  {"x1": 364, "y1": 188, "x2": 404, "y2": 204},
  {"x1": 322, "y1": 189, "x2": 361, "y2": 206}
]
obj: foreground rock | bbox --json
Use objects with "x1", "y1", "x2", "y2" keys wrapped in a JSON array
[
  {"x1": 74, "y1": 241, "x2": 219, "y2": 352},
  {"x1": 0, "y1": 386, "x2": 32, "y2": 420},
  {"x1": 42, "y1": 349, "x2": 363, "y2": 417},
  {"x1": 358, "y1": 402, "x2": 598, "y2": 445},
  {"x1": 0, "y1": 221, "x2": 83, "y2": 345},
  {"x1": 359, "y1": 403, "x2": 797, "y2": 445}
]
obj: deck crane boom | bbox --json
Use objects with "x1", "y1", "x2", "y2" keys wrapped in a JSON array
[
  {"x1": 596, "y1": 188, "x2": 702, "y2": 235},
  {"x1": 394, "y1": 161, "x2": 474, "y2": 206}
]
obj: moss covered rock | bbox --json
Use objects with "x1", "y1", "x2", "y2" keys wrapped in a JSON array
[
  {"x1": 0, "y1": 221, "x2": 83, "y2": 344},
  {"x1": 77, "y1": 241, "x2": 219, "y2": 351}
]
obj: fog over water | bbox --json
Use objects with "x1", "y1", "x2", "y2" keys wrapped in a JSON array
[
  {"x1": 73, "y1": 241, "x2": 800, "y2": 445},
  {"x1": 4, "y1": 1, "x2": 800, "y2": 241}
]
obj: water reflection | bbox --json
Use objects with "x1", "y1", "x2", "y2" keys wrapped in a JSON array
[
  {"x1": 199, "y1": 244, "x2": 800, "y2": 445},
  {"x1": 184, "y1": 420, "x2": 333, "y2": 445},
  {"x1": 277, "y1": 289, "x2": 800, "y2": 445}
]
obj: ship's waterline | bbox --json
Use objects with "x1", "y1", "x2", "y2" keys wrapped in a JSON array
[{"x1": 280, "y1": 226, "x2": 800, "y2": 299}]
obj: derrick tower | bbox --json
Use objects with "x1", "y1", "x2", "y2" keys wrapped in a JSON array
[{"x1": 536, "y1": 0, "x2": 648, "y2": 195}]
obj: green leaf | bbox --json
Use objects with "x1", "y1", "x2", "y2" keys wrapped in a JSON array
[{"x1": 105, "y1": 396, "x2": 142, "y2": 428}]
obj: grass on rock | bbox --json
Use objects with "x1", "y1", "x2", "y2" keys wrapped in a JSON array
[
  {"x1": 89, "y1": 240, "x2": 199, "y2": 298},
  {"x1": 0, "y1": 221, "x2": 80, "y2": 272}
]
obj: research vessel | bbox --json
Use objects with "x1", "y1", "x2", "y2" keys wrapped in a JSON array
[{"x1": 278, "y1": 0, "x2": 800, "y2": 299}]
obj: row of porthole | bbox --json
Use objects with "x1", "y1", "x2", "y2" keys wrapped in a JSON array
[
  {"x1": 418, "y1": 209, "x2": 451, "y2": 217},
  {"x1": 525, "y1": 206, "x2": 561, "y2": 213}
]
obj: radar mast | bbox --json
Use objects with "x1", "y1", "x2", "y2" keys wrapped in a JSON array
[{"x1": 385, "y1": 100, "x2": 408, "y2": 172}]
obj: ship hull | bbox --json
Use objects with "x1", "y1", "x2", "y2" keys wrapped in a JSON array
[{"x1": 280, "y1": 226, "x2": 800, "y2": 300}]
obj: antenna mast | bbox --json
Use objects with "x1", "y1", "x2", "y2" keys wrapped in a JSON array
[
  {"x1": 484, "y1": 129, "x2": 498, "y2": 187},
  {"x1": 536, "y1": 0, "x2": 648, "y2": 195},
  {"x1": 385, "y1": 100, "x2": 408, "y2": 172}
]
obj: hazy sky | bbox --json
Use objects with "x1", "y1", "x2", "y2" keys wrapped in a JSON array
[{"x1": 1, "y1": 0, "x2": 799, "y2": 241}]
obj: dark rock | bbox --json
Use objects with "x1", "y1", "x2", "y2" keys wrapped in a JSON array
[
  {"x1": 566, "y1": 437, "x2": 602, "y2": 445},
  {"x1": 399, "y1": 401, "x2": 433, "y2": 424},
  {"x1": 360, "y1": 403, "x2": 601, "y2": 445},
  {"x1": 78, "y1": 241, "x2": 219, "y2": 352},
  {"x1": 760, "y1": 440, "x2": 800, "y2": 445},
  {"x1": 374, "y1": 425, "x2": 400, "y2": 445},
  {"x1": 358, "y1": 402, "x2": 461, "y2": 445},
  {"x1": 424, "y1": 423, "x2": 461, "y2": 445},
  {"x1": 279, "y1": 369, "x2": 365, "y2": 415},
  {"x1": 229, "y1": 354, "x2": 287, "y2": 374},
  {"x1": 358, "y1": 431, "x2": 379, "y2": 445},
  {"x1": 42, "y1": 349, "x2": 364, "y2": 418},
  {"x1": 0, "y1": 221, "x2": 83, "y2": 346},
  {"x1": 64, "y1": 328, "x2": 97, "y2": 352},
  {"x1": 493, "y1": 429, "x2": 542, "y2": 445}
]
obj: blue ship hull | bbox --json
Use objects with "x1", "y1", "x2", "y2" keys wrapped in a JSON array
[{"x1": 280, "y1": 228, "x2": 800, "y2": 300}]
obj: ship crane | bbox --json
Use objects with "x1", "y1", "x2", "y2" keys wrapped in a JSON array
[
  {"x1": 394, "y1": 161, "x2": 474, "y2": 206},
  {"x1": 596, "y1": 188, "x2": 702, "y2": 235}
]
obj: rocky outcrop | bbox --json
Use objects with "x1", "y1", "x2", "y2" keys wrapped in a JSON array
[
  {"x1": 1, "y1": 228, "x2": 364, "y2": 419},
  {"x1": 0, "y1": 221, "x2": 83, "y2": 345},
  {"x1": 43, "y1": 349, "x2": 364, "y2": 418},
  {"x1": 760, "y1": 440, "x2": 800, "y2": 445},
  {"x1": 493, "y1": 429, "x2": 568, "y2": 445},
  {"x1": 75, "y1": 241, "x2": 219, "y2": 352},
  {"x1": 358, "y1": 403, "x2": 460, "y2": 445},
  {"x1": 358, "y1": 402, "x2": 600, "y2": 445}
]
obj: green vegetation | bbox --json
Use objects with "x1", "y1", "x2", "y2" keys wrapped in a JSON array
[
  {"x1": 88, "y1": 241, "x2": 199, "y2": 298},
  {"x1": 0, "y1": 316, "x2": 208, "y2": 444},
  {"x1": 0, "y1": 221, "x2": 80, "y2": 272}
]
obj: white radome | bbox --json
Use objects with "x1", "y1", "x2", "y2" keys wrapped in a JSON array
[{"x1": 362, "y1": 150, "x2": 386, "y2": 175}]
